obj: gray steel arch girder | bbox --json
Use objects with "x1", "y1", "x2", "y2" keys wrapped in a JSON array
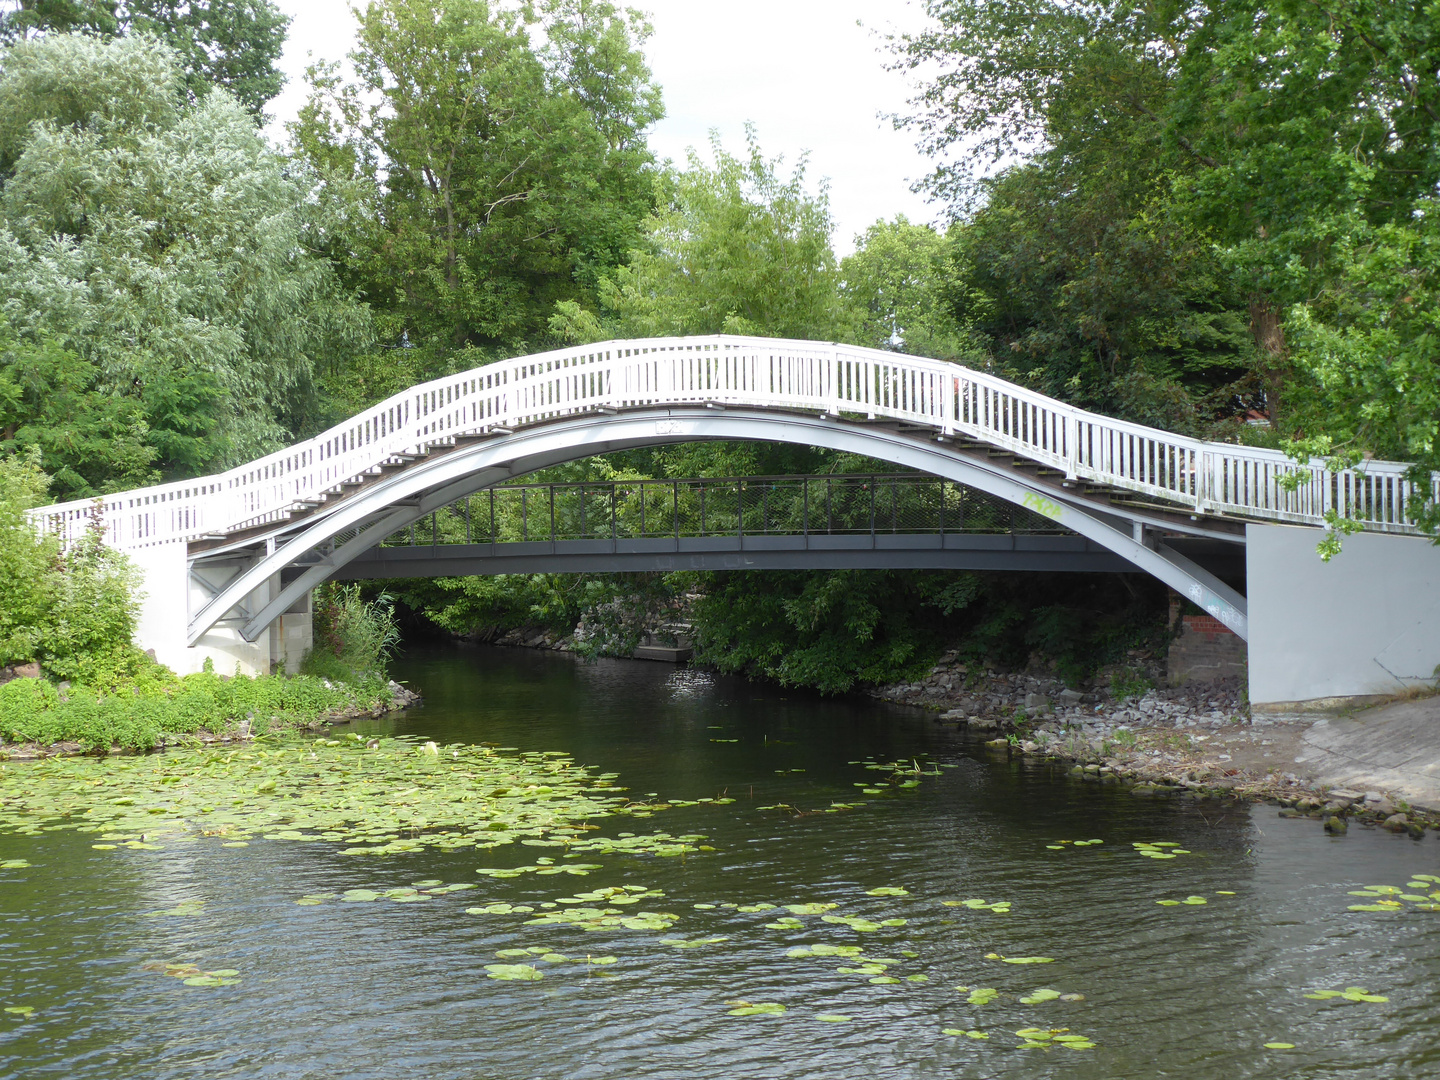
[{"x1": 188, "y1": 408, "x2": 1249, "y2": 645}]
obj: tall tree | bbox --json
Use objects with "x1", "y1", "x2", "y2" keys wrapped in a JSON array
[
  {"x1": 839, "y1": 215, "x2": 974, "y2": 361},
  {"x1": 292, "y1": 0, "x2": 663, "y2": 364},
  {"x1": 551, "y1": 126, "x2": 843, "y2": 343},
  {"x1": 0, "y1": 1, "x2": 290, "y2": 114},
  {"x1": 0, "y1": 31, "x2": 370, "y2": 492}
]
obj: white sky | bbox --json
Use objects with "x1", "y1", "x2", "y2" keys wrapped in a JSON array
[{"x1": 265, "y1": 0, "x2": 944, "y2": 254}]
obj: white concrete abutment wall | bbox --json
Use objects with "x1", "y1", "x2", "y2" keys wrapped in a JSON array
[
  {"x1": 130, "y1": 544, "x2": 311, "y2": 677},
  {"x1": 1247, "y1": 524, "x2": 1440, "y2": 707}
]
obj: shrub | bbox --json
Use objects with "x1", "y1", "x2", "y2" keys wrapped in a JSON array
[
  {"x1": 0, "y1": 669, "x2": 387, "y2": 752},
  {"x1": 304, "y1": 583, "x2": 400, "y2": 683}
]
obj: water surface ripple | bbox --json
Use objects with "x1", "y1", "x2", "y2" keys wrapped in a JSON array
[{"x1": 2, "y1": 643, "x2": 1439, "y2": 1079}]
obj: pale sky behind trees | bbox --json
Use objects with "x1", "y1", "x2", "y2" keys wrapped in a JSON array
[{"x1": 266, "y1": 0, "x2": 942, "y2": 254}]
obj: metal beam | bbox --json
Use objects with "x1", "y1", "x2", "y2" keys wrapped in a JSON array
[{"x1": 335, "y1": 534, "x2": 1132, "y2": 579}]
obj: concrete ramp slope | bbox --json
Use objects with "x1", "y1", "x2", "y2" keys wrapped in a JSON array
[{"x1": 1296, "y1": 696, "x2": 1440, "y2": 812}]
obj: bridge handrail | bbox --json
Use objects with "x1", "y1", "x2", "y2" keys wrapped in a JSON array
[{"x1": 27, "y1": 335, "x2": 1440, "y2": 548}]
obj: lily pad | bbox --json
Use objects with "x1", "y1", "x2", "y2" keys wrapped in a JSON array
[
  {"x1": 986, "y1": 953, "x2": 1054, "y2": 964},
  {"x1": 726, "y1": 1001, "x2": 785, "y2": 1016},
  {"x1": 865, "y1": 886, "x2": 909, "y2": 897},
  {"x1": 1304, "y1": 986, "x2": 1389, "y2": 1003},
  {"x1": 1264, "y1": 1042, "x2": 1296, "y2": 1049},
  {"x1": 815, "y1": 1014, "x2": 851, "y2": 1023},
  {"x1": 484, "y1": 964, "x2": 544, "y2": 981}
]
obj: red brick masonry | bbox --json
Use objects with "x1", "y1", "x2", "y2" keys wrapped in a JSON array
[{"x1": 1182, "y1": 615, "x2": 1235, "y2": 636}]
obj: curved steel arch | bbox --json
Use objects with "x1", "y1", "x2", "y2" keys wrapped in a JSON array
[{"x1": 188, "y1": 408, "x2": 1248, "y2": 645}]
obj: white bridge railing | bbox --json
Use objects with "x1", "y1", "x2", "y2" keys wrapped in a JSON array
[{"x1": 28, "y1": 336, "x2": 1440, "y2": 550}]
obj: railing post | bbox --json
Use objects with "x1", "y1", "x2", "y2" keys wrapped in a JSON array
[
  {"x1": 549, "y1": 485, "x2": 556, "y2": 543},
  {"x1": 1065, "y1": 413, "x2": 1079, "y2": 479},
  {"x1": 489, "y1": 488, "x2": 496, "y2": 543}
]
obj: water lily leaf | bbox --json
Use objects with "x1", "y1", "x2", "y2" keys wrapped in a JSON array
[
  {"x1": 868, "y1": 976, "x2": 900, "y2": 984},
  {"x1": 764, "y1": 918, "x2": 805, "y2": 930},
  {"x1": 1264, "y1": 1042, "x2": 1296, "y2": 1049},
  {"x1": 815, "y1": 1014, "x2": 851, "y2": 1023},
  {"x1": 865, "y1": 887, "x2": 909, "y2": 896},
  {"x1": 987, "y1": 954, "x2": 1054, "y2": 964},
  {"x1": 0, "y1": 859, "x2": 31, "y2": 869},
  {"x1": 1019, "y1": 989, "x2": 1062, "y2": 1004},
  {"x1": 4, "y1": 1007, "x2": 35, "y2": 1017},
  {"x1": 1305, "y1": 987, "x2": 1389, "y2": 1003},
  {"x1": 964, "y1": 987, "x2": 999, "y2": 1005},
  {"x1": 726, "y1": 1001, "x2": 785, "y2": 1016},
  {"x1": 484, "y1": 964, "x2": 543, "y2": 981}
]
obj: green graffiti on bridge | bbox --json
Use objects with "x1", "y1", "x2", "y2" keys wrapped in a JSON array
[{"x1": 1022, "y1": 493, "x2": 1064, "y2": 521}]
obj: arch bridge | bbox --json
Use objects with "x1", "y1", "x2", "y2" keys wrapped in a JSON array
[{"x1": 29, "y1": 336, "x2": 1440, "y2": 707}]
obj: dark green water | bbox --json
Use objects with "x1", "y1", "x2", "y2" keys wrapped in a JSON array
[{"x1": 3, "y1": 643, "x2": 1439, "y2": 1079}]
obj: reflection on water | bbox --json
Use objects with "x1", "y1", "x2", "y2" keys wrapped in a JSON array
[{"x1": 3, "y1": 641, "x2": 1439, "y2": 1079}]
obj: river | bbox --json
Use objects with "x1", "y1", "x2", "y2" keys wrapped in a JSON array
[{"x1": 2, "y1": 643, "x2": 1439, "y2": 1079}]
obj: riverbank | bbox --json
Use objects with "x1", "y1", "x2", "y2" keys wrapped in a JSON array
[
  {"x1": 867, "y1": 653, "x2": 1440, "y2": 830},
  {"x1": 0, "y1": 675, "x2": 421, "y2": 760}
]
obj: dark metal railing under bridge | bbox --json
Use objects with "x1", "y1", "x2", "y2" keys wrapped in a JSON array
[{"x1": 386, "y1": 473, "x2": 1065, "y2": 547}]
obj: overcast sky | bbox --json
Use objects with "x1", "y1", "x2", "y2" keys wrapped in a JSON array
[{"x1": 266, "y1": 1, "x2": 945, "y2": 254}]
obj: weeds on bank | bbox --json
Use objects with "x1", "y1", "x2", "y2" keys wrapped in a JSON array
[{"x1": 0, "y1": 668, "x2": 389, "y2": 753}]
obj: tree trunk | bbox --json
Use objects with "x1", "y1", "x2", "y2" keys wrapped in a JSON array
[{"x1": 1248, "y1": 297, "x2": 1289, "y2": 427}]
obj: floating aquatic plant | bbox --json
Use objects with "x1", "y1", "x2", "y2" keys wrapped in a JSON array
[
  {"x1": 0, "y1": 859, "x2": 30, "y2": 869},
  {"x1": 985, "y1": 953, "x2": 1054, "y2": 964},
  {"x1": 726, "y1": 1001, "x2": 785, "y2": 1016},
  {"x1": 660, "y1": 936, "x2": 728, "y2": 949},
  {"x1": 786, "y1": 944, "x2": 862, "y2": 958},
  {"x1": 1015, "y1": 1027, "x2": 1095, "y2": 1050},
  {"x1": 143, "y1": 962, "x2": 240, "y2": 987},
  {"x1": 4, "y1": 1006, "x2": 35, "y2": 1017},
  {"x1": 942, "y1": 899, "x2": 1010, "y2": 913},
  {"x1": 1304, "y1": 987, "x2": 1389, "y2": 1003},
  {"x1": 1019, "y1": 988, "x2": 1062, "y2": 1004},
  {"x1": 1155, "y1": 896, "x2": 1208, "y2": 907},
  {"x1": 942, "y1": 1028, "x2": 988, "y2": 1039},
  {"x1": 1133, "y1": 841, "x2": 1189, "y2": 860},
  {"x1": 484, "y1": 964, "x2": 543, "y2": 981},
  {"x1": 956, "y1": 986, "x2": 998, "y2": 1005},
  {"x1": 1345, "y1": 881, "x2": 1440, "y2": 912},
  {"x1": 865, "y1": 886, "x2": 909, "y2": 897},
  {"x1": 1263, "y1": 1042, "x2": 1296, "y2": 1050},
  {"x1": 815, "y1": 1014, "x2": 851, "y2": 1023},
  {"x1": 0, "y1": 737, "x2": 704, "y2": 862}
]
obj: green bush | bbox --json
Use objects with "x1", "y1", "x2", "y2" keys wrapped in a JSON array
[
  {"x1": 0, "y1": 669, "x2": 387, "y2": 752},
  {"x1": 0, "y1": 450, "x2": 150, "y2": 685},
  {"x1": 303, "y1": 583, "x2": 401, "y2": 682}
]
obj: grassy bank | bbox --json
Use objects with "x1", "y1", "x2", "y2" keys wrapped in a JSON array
[{"x1": 0, "y1": 668, "x2": 392, "y2": 754}]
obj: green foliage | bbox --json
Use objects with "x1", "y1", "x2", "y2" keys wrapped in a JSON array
[
  {"x1": 303, "y1": 583, "x2": 401, "y2": 682},
  {"x1": 0, "y1": 319, "x2": 157, "y2": 495},
  {"x1": 0, "y1": 450, "x2": 151, "y2": 683},
  {"x1": 839, "y1": 215, "x2": 975, "y2": 360},
  {"x1": 0, "y1": 667, "x2": 381, "y2": 751},
  {"x1": 0, "y1": 1, "x2": 291, "y2": 114},
  {"x1": 293, "y1": 0, "x2": 661, "y2": 363},
  {"x1": 551, "y1": 125, "x2": 843, "y2": 343},
  {"x1": 689, "y1": 570, "x2": 951, "y2": 696},
  {"x1": 0, "y1": 30, "x2": 371, "y2": 489},
  {"x1": 894, "y1": 1, "x2": 1440, "y2": 535}
]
